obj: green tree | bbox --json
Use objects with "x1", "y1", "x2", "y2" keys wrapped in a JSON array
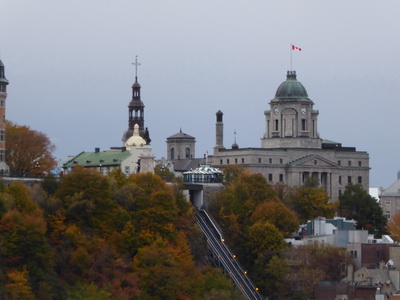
[
  {"x1": 41, "y1": 175, "x2": 60, "y2": 195},
  {"x1": 66, "y1": 283, "x2": 112, "y2": 300},
  {"x1": 264, "y1": 255, "x2": 288, "y2": 299},
  {"x1": 154, "y1": 163, "x2": 175, "y2": 181},
  {"x1": 6, "y1": 120, "x2": 56, "y2": 175},
  {"x1": 56, "y1": 166, "x2": 116, "y2": 233},
  {"x1": 339, "y1": 183, "x2": 387, "y2": 236},
  {"x1": 201, "y1": 267, "x2": 243, "y2": 300}
]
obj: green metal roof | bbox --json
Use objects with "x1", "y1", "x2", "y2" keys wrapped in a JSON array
[
  {"x1": 274, "y1": 71, "x2": 310, "y2": 100},
  {"x1": 64, "y1": 150, "x2": 131, "y2": 168}
]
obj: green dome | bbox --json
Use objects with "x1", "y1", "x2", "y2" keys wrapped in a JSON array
[{"x1": 275, "y1": 71, "x2": 308, "y2": 99}]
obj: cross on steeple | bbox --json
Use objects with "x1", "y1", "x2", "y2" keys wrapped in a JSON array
[{"x1": 132, "y1": 55, "x2": 141, "y2": 78}]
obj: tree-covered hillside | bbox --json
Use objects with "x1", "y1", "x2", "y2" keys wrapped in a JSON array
[{"x1": 0, "y1": 167, "x2": 242, "y2": 300}]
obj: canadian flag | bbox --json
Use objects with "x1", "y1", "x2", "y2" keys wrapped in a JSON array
[{"x1": 291, "y1": 44, "x2": 302, "y2": 51}]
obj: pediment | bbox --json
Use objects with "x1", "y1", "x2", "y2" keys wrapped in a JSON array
[{"x1": 288, "y1": 154, "x2": 340, "y2": 168}]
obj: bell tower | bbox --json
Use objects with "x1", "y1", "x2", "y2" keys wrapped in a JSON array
[
  {"x1": 0, "y1": 60, "x2": 9, "y2": 172},
  {"x1": 122, "y1": 56, "x2": 150, "y2": 144}
]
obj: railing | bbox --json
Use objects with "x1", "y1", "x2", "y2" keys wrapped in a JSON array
[{"x1": 195, "y1": 209, "x2": 264, "y2": 300}]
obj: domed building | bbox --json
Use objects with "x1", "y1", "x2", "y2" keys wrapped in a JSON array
[{"x1": 211, "y1": 71, "x2": 370, "y2": 202}]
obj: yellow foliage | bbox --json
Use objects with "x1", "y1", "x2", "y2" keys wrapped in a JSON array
[{"x1": 5, "y1": 269, "x2": 36, "y2": 300}]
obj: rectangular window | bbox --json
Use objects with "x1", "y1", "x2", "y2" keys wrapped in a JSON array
[
  {"x1": 338, "y1": 160, "x2": 341, "y2": 166},
  {"x1": 339, "y1": 176, "x2": 342, "y2": 184},
  {"x1": 220, "y1": 159, "x2": 223, "y2": 164},
  {"x1": 314, "y1": 160, "x2": 317, "y2": 165},
  {"x1": 386, "y1": 213, "x2": 391, "y2": 220},
  {"x1": 301, "y1": 119, "x2": 306, "y2": 131},
  {"x1": 269, "y1": 158, "x2": 272, "y2": 164},
  {"x1": 124, "y1": 166, "x2": 130, "y2": 174},
  {"x1": 235, "y1": 158, "x2": 238, "y2": 164},
  {"x1": 275, "y1": 120, "x2": 278, "y2": 131},
  {"x1": 348, "y1": 161, "x2": 352, "y2": 166},
  {"x1": 258, "y1": 158, "x2": 261, "y2": 163},
  {"x1": 358, "y1": 176, "x2": 362, "y2": 184},
  {"x1": 348, "y1": 176, "x2": 352, "y2": 183},
  {"x1": 0, "y1": 100, "x2": 4, "y2": 107},
  {"x1": 385, "y1": 200, "x2": 391, "y2": 205},
  {"x1": 0, "y1": 130, "x2": 4, "y2": 142},
  {"x1": 268, "y1": 174, "x2": 273, "y2": 181},
  {"x1": 242, "y1": 158, "x2": 244, "y2": 163},
  {"x1": 0, "y1": 150, "x2": 4, "y2": 162},
  {"x1": 280, "y1": 159, "x2": 283, "y2": 164},
  {"x1": 279, "y1": 174, "x2": 283, "y2": 182},
  {"x1": 358, "y1": 161, "x2": 362, "y2": 167},
  {"x1": 227, "y1": 159, "x2": 230, "y2": 164}
]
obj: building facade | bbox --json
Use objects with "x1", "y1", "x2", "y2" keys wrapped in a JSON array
[
  {"x1": 210, "y1": 71, "x2": 370, "y2": 201},
  {"x1": 379, "y1": 171, "x2": 400, "y2": 220}
]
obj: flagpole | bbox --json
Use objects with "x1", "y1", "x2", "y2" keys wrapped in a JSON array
[{"x1": 290, "y1": 44, "x2": 292, "y2": 71}]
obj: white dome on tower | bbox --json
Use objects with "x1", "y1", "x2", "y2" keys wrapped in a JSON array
[{"x1": 125, "y1": 124, "x2": 146, "y2": 149}]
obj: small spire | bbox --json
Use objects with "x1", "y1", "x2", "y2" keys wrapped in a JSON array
[
  {"x1": 232, "y1": 129, "x2": 239, "y2": 149},
  {"x1": 180, "y1": 127, "x2": 182, "y2": 133},
  {"x1": 132, "y1": 55, "x2": 141, "y2": 80}
]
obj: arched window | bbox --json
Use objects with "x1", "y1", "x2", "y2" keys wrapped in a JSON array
[
  {"x1": 185, "y1": 147, "x2": 190, "y2": 158},
  {"x1": 170, "y1": 147, "x2": 175, "y2": 160}
]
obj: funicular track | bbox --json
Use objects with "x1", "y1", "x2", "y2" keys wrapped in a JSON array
[{"x1": 195, "y1": 209, "x2": 264, "y2": 300}]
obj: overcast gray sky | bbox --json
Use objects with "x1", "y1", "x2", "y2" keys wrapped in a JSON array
[{"x1": 1, "y1": 1, "x2": 399, "y2": 188}]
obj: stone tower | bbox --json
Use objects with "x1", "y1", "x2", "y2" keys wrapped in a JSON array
[
  {"x1": 166, "y1": 129, "x2": 196, "y2": 160},
  {"x1": 0, "y1": 60, "x2": 9, "y2": 173},
  {"x1": 214, "y1": 110, "x2": 225, "y2": 153},
  {"x1": 122, "y1": 57, "x2": 150, "y2": 145}
]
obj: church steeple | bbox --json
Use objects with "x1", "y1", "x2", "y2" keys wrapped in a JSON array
[{"x1": 122, "y1": 56, "x2": 150, "y2": 145}]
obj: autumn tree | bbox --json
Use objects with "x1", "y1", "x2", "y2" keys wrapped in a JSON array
[
  {"x1": 0, "y1": 210, "x2": 57, "y2": 297},
  {"x1": 388, "y1": 213, "x2": 400, "y2": 241},
  {"x1": 6, "y1": 121, "x2": 56, "y2": 175},
  {"x1": 285, "y1": 185, "x2": 337, "y2": 224},
  {"x1": 133, "y1": 237, "x2": 202, "y2": 299},
  {"x1": 251, "y1": 201, "x2": 299, "y2": 237},
  {"x1": 55, "y1": 166, "x2": 116, "y2": 233},
  {"x1": 280, "y1": 244, "x2": 351, "y2": 299},
  {"x1": 5, "y1": 269, "x2": 36, "y2": 300},
  {"x1": 339, "y1": 183, "x2": 387, "y2": 236}
]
